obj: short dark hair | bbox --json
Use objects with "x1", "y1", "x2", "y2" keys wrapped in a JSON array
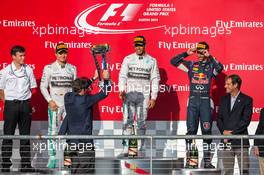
[
  {"x1": 226, "y1": 74, "x2": 242, "y2": 90},
  {"x1": 72, "y1": 78, "x2": 89, "y2": 93},
  {"x1": 11, "y1": 45, "x2": 25, "y2": 56}
]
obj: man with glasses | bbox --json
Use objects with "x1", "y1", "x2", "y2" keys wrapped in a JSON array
[
  {"x1": 40, "y1": 43, "x2": 78, "y2": 169},
  {"x1": 119, "y1": 36, "x2": 160, "y2": 156},
  {"x1": 0, "y1": 45, "x2": 37, "y2": 172},
  {"x1": 171, "y1": 42, "x2": 223, "y2": 168}
]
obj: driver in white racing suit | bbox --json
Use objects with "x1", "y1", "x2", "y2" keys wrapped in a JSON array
[
  {"x1": 40, "y1": 43, "x2": 77, "y2": 168},
  {"x1": 118, "y1": 36, "x2": 160, "y2": 155}
]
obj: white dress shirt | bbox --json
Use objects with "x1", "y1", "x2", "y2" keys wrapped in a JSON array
[
  {"x1": 230, "y1": 91, "x2": 240, "y2": 111},
  {"x1": 0, "y1": 62, "x2": 37, "y2": 100}
]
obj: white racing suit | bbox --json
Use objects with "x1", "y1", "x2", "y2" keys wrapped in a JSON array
[
  {"x1": 40, "y1": 61, "x2": 76, "y2": 168},
  {"x1": 118, "y1": 53, "x2": 160, "y2": 152}
]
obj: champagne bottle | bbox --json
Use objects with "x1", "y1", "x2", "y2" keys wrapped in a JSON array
[
  {"x1": 64, "y1": 149, "x2": 72, "y2": 172},
  {"x1": 128, "y1": 125, "x2": 138, "y2": 158},
  {"x1": 63, "y1": 157, "x2": 72, "y2": 175},
  {"x1": 189, "y1": 139, "x2": 198, "y2": 168}
]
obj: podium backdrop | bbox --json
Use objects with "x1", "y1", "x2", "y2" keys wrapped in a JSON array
[{"x1": 0, "y1": 0, "x2": 263, "y2": 121}]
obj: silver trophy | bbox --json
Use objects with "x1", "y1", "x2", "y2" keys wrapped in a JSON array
[{"x1": 90, "y1": 44, "x2": 110, "y2": 81}]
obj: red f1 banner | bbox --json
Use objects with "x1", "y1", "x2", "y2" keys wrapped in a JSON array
[{"x1": 0, "y1": 0, "x2": 263, "y2": 121}]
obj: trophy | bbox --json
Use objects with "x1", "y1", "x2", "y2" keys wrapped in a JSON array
[{"x1": 90, "y1": 44, "x2": 110, "y2": 81}]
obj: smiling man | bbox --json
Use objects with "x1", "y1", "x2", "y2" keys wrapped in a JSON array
[
  {"x1": 40, "y1": 43, "x2": 77, "y2": 169},
  {"x1": 118, "y1": 36, "x2": 160, "y2": 156},
  {"x1": 0, "y1": 45, "x2": 37, "y2": 172},
  {"x1": 217, "y1": 74, "x2": 253, "y2": 175}
]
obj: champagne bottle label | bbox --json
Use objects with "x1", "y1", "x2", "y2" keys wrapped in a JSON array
[
  {"x1": 64, "y1": 157, "x2": 72, "y2": 168},
  {"x1": 64, "y1": 149, "x2": 72, "y2": 168},
  {"x1": 128, "y1": 125, "x2": 138, "y2": 157},
  {"x1": 189, "y1": 140, "x2": 198, "y2": 168},
  {"x1": 128, "y1": 139, "x2": 138, "y2": 157}
]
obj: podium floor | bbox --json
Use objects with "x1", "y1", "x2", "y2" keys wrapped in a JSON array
[
  {"x1": 94, "y1": 157, "x2": 184, "y2": 174},
  {"x1": 172, "y1": 168, "x2": 221, "y2": 175},
  {"x1": 0, "y1": 157, "x2": 223, "y2": 175}
]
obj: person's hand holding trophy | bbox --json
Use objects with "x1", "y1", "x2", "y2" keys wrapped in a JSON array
[{"x1": 90, "y1": 44, "x2": 110, "y2": 81}]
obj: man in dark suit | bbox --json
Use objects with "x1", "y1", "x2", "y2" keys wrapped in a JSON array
[
  {"x1": 217, "y1": 74, "x2": 253, "y2": 175},
  {"x1": 254, "y1": 108, "x2": 264, "y2": 175}
]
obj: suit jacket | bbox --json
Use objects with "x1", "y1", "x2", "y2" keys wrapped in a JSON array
[
  {"x1": 217, "y1": 92, "x2": 253, "y2": 147},
  {"x1": 254, "y1": 108, "x2": 264, "y2": 157},
  {"x1": 58, "y1": 80, "x2": 111, "y2": 144}
]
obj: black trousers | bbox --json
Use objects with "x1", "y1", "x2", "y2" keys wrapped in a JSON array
[
  {"x1": 65, "y1": 144, "x2": 95, "y2": 174},
  {"x1": 186, "y1": 97, "x2": 213, "y2": 164},
  {"x1": 1, "y1": 100, "x2": 32, "y2": 168}
]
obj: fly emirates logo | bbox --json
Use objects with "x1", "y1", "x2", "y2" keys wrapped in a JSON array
[{"x1": 74, "y1": 3, "x2": 165, "y2": 34}]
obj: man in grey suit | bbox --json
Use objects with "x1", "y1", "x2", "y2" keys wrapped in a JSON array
[{"x1": 217, "y1": 74, "x2": 253, "y2": 175}]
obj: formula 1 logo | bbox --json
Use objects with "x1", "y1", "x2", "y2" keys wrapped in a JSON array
[
  {"x1": 100, "y1": 3, "x2": 141, "y2": 22},
  {"x1": 74, "y1": 3, "x2": 165, "y2": 34}
]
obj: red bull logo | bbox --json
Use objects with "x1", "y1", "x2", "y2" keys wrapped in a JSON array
[
  {"x1": 191, "y1": 78, "x2": 209, "y2": 84},
  {"x1": 193, "y1": 73, "x2": 206, "y2": 79},
  {"x1": 199, "y1": 73, "x2": 206, "y2": 79},
  {"x1": 193, "y1": 73, "x2": 200, "y2": 78}
]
